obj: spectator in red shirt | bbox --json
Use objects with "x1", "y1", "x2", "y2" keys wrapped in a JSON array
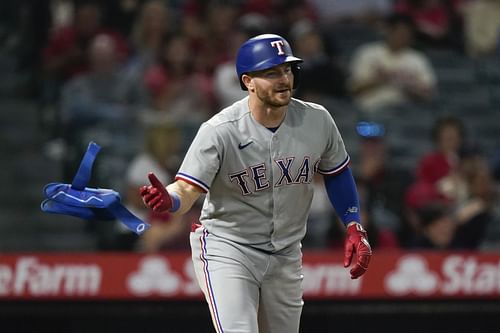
[
  {"x1": 394, "y1": 0, "x2": 465, "y2": 49},
  {"x1": 43, "y1": 1, "x2": 129, "y2": 81},
  {"x1": 403, "y1": 115, "x2": 465, "y2": 245},
  {"x1": 416, "y1": 115, "x2": 465, "y2": 185}
]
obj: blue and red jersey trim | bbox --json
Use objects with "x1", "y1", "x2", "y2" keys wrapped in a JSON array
[
  {"x1": 317, "y1": 155, "x2": 350, "y2": 176},
  {"x1": 175, "y1": 172, "x2": 210, "y2": 193}
]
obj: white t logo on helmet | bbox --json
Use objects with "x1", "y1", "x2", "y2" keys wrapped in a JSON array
[{"x1": 270, "y1": 40, "x2": 285, "y2": 55}]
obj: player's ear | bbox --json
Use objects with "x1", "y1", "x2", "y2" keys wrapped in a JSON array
[{"x1": 242, "y1": 74, "x2": 254, "y2": 92}]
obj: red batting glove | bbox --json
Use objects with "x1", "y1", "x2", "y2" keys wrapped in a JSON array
[
  {"x1": 344, "y1": 222, "x2": 372, "y2": 279},
  {"x1": 139, "y1": 172, "x2": 172, "y2": 212}
]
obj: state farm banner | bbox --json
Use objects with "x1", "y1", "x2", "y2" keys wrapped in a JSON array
[{"x1": 0, "y1": 251, "x2": 499, "y2": 300}]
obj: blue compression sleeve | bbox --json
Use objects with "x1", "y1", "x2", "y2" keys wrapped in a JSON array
[{"x1": 324, "y1": 167, "x2": 361, "y2": 226}]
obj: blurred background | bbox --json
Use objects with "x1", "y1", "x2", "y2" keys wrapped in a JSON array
[{"x1": 0, "y1": 0, "x2": 499, "y2": 332}]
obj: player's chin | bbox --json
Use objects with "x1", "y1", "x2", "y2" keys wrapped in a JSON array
[
  {"x1": 273, "y1": 90, "x2": 292, "y2": 104},
  {"x1": 270, "y1": 98, "x2": 290, "y2": 107}
]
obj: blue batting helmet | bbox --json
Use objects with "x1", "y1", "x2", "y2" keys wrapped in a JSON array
[{"x1": 236, "y1": 34, "x2": 303, "y2": 90}]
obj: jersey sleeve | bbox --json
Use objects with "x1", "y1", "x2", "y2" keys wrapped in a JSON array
[
  {"x1": 175, "y1": 122, "x2": 222, "y2": 192},
  {"x1": 317, "y1": 112, "x2": 350, "y2": 175}
]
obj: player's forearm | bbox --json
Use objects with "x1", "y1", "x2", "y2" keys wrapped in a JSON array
[
  {"x1": 166, "y1": 180, "x2": 203, "y2": 216},
  {"x1": 323, "y1": 167, "x2": 361, "y2": 226}
]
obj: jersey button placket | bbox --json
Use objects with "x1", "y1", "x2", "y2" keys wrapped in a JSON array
[{"x1": 270, "y1": 133, "x2": 280, "y2": 247}]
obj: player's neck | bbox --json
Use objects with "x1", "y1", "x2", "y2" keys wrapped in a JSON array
[{"x1": 248, "y1": 100, "x2": 287, "y2": 128}]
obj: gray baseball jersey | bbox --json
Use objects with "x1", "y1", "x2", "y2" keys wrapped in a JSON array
[
  {"x1": 176, "y1": 96, "x2": 349, "y2": 252},
  {"x1": 180, "y1": 96, "x2": 350, "y2": 333}
]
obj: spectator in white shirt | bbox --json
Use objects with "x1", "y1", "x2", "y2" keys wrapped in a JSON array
[{"x1": 348, "y1": 14, "x2": 437, "y2": 112}]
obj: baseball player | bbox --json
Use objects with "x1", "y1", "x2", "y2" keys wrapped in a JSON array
[{"x1": 141, "y1": 34, "x2": 372, "y2": 333}]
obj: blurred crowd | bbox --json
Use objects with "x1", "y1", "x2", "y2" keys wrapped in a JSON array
[{"x1": 1, "y1": 0, "x2": 499, "y2": 252}]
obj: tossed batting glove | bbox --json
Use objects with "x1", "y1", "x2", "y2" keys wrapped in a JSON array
[
  {"x1": 139, "y1": 172, "x2": 172, "y2": 212},
  {"x1": 344, "y1": 222, "x2": 372, "y2": 279}
]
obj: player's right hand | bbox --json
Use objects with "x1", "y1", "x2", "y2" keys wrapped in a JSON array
[{"x1": 139, "y1": 172, "x2": 172, "y2": 212}]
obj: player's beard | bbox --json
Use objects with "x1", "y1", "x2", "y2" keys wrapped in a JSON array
[{"x1": 256, "y1": 86, "x2": 292, "y2": 108}]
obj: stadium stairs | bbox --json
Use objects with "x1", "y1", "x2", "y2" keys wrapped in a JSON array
[{"x1": 0, "y1": 98, "x2": 97, "y2": 251}]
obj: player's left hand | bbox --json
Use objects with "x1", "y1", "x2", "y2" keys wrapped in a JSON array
[{"x1": 344, "y1": 222, "x2": 372, "y2": 279}]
